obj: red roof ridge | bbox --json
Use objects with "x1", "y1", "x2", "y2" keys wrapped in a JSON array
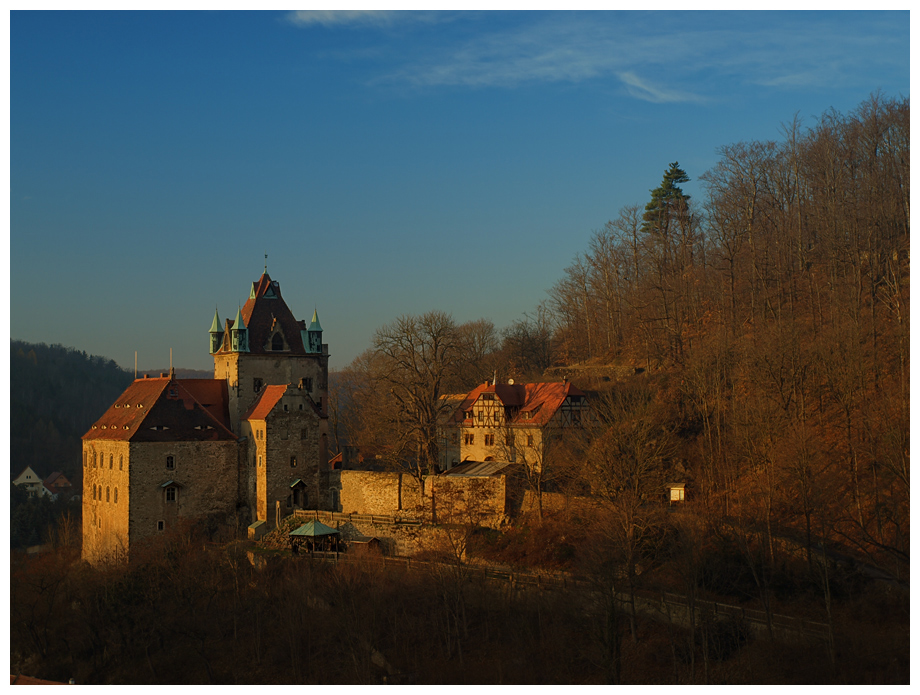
[{"x1": 242, "y1": 385, "x2": 288, "y2": 421}]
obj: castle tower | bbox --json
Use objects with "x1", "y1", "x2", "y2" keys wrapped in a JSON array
[{"x1": 211, "y1": 272, "x2": 329, "y2": 434}]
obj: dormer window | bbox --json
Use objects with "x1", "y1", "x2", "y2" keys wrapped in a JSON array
[{"x1": 271, "y1": 333, "x2": 284, "y2": 351}]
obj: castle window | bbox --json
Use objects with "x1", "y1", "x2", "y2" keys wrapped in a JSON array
[
  {"x1": 119, "y1": 455, "x2": 124, "y2": 470},
  {"x1": 157, "y1": 521, "x2": 165, "y2": 531},
  {"x1": 114, "y1": 488, "x2": 118, "y2": 504},
  {"x1": 166, "y1": 456, "x2": 175, "y2": 470},
  {"x1": 109, "y1": 455, "x2": 113, "y2": 470},
  {"x1": 259, "y1": 456, "x2": 262, "y2": 467},
  {"x1": 165, "y1": 486, "x2": 177, "y2": 503},
  {"x1": 463, "y1": 433, "x2": 474, "y2": 446},
  {"x1": 271, "y1": 333, "x2": 284, "y2": 351},
  {"x1": 485, "y1": 434, "x2": 495, "y2": 446},
  {"x1": 93, "y1": 452, "x2": 97, "y2": 468},
  {"x1": 300, "y1": 377, "x2": 313, "y2": 392},
  {"x1": 284, "y1": 404, "x2": 289, "y2": 412},
  {"x1": 253, "y1": 378, "x2": 263, "y2": 393},
  {"x1": 106, "y1": 487, "x2": 110, "y2": 502},
  {"x1": 298, "y1": 404, "x2": 303, "y2": 410},
  {"x1": 92, "y1": 485, "x2": 96, "y2": 501},
  {"x1": 290, "y1": 456, "x2": 297, "y2": 468},
  {"x1": 83, "y1": 452, "x2": 87, "y2": 468}
]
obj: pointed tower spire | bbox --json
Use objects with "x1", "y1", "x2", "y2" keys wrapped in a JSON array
[
  {"x1": 231, "y1": 306, "x2": 249, "y2": 353},
  {"x1": 306, "y1": 308, "x2": 323, "y2": 354},
  {"x1": 209, "y1": 307, "x2": 223, "y2": 354}
]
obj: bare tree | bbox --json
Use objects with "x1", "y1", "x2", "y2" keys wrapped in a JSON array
[{"x1": 371, "y1": 311, "x2": 464, "y2": 491}]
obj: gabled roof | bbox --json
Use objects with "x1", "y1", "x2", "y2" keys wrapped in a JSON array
[
  {"x1": 242, "y1": 384, "x2": 324, "y2": 422},
  {"x1": 242, "y1": 385, "x2": 287, "y2": 421},
  {"x1": 43, "y1": 472, "x2": 71, "y2": 489},
  {"x1": 452, "y1": 381, "x2": 588, "y2": 427},
  {"x1": 216, "y1": 273, "x2": 309, "y2": 356},
  {"x1": 83, "y1": 377, "x2": 235, "y2": 442},
  {"x1": 12, "y1": 466, "x2": 42, "y2": 484}
]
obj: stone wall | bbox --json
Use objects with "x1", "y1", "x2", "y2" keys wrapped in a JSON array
[
  {"x1": 333, "y1": 470, "x2": 508, "y2": 528},
  {"x1": 214, "y1": 352, "x2": 328, "y2": 432},
  {"x1": 82, "y1": 440, "x2": 131, "y2": 563},
  {"x1": 260, "y1": 403, "x2": 323, "y2": 525},
  {"x1": 336, "y1": 470, "x2": 423, "y2": 517},
  {"x1": 126, "y1": 440, "x2": 239, "y2": 555},
  {"x1": 291, "y1": 510, "x2": 473, "y2": 557}
]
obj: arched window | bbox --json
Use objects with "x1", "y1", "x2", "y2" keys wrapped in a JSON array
[
  {"x1": 109, "y1": 454, "x2": 113, "y2": 470},
  {"x1": 106, "y1": 487, "x2": 110, "y2": 502},
  {"x1": 119, "y1": 455, "x2": 124, "y2": 470},
  {"x1": 114, "y1": 488, "x2": 118, "y2": 504}
]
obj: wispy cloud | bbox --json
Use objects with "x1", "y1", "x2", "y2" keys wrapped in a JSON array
[
  {"x1": 618, "y1": 72, "x2": 704, "y2": 104},
  {"x1": 285, "y1": 10, "x2": 449, "y2": 28},
  {"x1": 288, "y1": 11, "x2": 907, "y2": 103},
  {"x1": 286, "y1": 10, "x2": 398, "y2": 28}
]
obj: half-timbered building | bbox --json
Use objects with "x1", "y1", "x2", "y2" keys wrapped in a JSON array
[{"x1": 451, "y1": 380, "x2": 594, "y2": 466}]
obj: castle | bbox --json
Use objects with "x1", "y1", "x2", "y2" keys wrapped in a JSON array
[{"x1": 81, "y1": 272, "x2": 329, "y2": 563}]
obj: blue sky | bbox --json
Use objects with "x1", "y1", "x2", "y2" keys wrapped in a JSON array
[{"x1": 9, "y1": 10, "x2": 910, "y2": 371}]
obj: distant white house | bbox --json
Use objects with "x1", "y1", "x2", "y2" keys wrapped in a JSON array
[{"x1": 13, "y1": 466, "x2": 51, "y2": 498}]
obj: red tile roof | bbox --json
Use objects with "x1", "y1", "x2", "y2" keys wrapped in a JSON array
[
  {"x1": 452, "y1": 381, "x2": 587, "y2": 427},
  {"x1": 216, "y1": 273, "x2": 309, "y2": 356},
  {"x1": 83, "y1": 377, "x2": 235, "y2": 443},
  {"x1": 43, "y1": 472, "x2": 71, "y2": 490},
  {"x1": 242, "y1": 385, "x2": 287, "y2": 421}
]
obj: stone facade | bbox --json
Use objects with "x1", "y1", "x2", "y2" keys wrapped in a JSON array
[
  {"x1": 332, "y1": 469, "x2": 509, "y2": 528},
  {"x1": 82, "y1": 272, "x2": 329, "y2": 563}
]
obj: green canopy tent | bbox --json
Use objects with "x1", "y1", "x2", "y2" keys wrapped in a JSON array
[{"x1": 289, "y1": 520, "x2": 341, "y2": 554}]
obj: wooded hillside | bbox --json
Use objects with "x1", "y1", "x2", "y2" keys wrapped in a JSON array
[{"x1": 11, "y1": 340, "x2": 135, "y2": 484}]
